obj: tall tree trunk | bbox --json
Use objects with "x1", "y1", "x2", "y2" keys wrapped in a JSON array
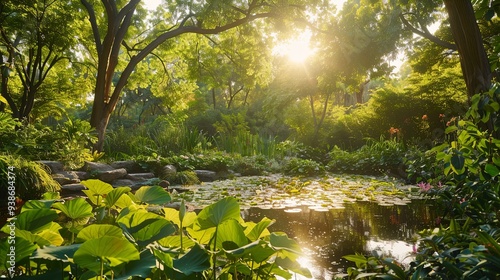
[{"x1": 443, "y1": 0, "x2": 491, "y2": 98}]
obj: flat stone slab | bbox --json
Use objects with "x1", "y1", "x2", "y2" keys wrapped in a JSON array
[
  {"x1": 97, "y1": 168, "x2": 127, "y2": 183},
  {"x1": 81, "y1": 161, "x2": 114, "y2": 172},
  {"x1": 38, "y1": 161, "x2": 64, "y2": 174},
  {"x1": 126, "y1": 173, "x2": 156, "y2": 180},
  {"x1": 111, "y1": 161, "x2": 144, "y2": 173},
  {"x1": 195, "y1": 170, "x2": 217, "y2": 182},
  {"x1": 52, "y1": 171, "x2": 81, "y2": 185},
  {"x1": 61, "y1": 183, "x2": 86, "y2": 193}
]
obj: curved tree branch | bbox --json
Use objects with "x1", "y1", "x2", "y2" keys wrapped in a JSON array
[{"x1": 399, "y1": 12, "x2": 457, "y2": 50}]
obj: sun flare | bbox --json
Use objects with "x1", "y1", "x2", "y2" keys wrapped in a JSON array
[{"x1": 273, "y1": 30, "x2": 316, "y2": 63}]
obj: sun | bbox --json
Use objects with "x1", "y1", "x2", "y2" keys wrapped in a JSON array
[{"x1": 273, "y1": 30, "x2": 316, "y2": 63}]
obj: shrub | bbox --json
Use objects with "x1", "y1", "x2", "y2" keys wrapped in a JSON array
[
  {"x1": 327, "y1": 138, "x2": 408, "y2": 177},
  {"x1": 0, "y1": 154, "x2": 60, "y2": 202},
  {"x1": 230, "y1": 155, "x2": 271, "y2": 176},
  {"x1": 1, "y1": 119, "x2": 96, "y2": 169},
  {"x1": 164, "y1": 170, "x2": 200, "y2": 185},
  {"x1": 282, "y1": 157, "x2": 325, "y2": 176}
]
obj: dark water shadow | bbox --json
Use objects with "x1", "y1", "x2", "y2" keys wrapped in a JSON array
[{"x1": 241, "y1": 200, "x2": 437, "y2": 279}]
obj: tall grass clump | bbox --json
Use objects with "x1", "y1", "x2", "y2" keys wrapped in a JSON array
[{"x1": 214, "y1": 131, "x2": 277, "y2": 157}]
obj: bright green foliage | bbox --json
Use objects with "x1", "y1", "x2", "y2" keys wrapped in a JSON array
[
  {"x1": 0, "y1": 155, "x2": 60, "y2": 202},
  {"x1": 346, "y1": 88, "x2": 500, "y2": 278},
  {"x1": 327, "y1": 138, "x2": 409, "y2": 176},
  {"x1": 0, "y1": 180, "x2": 310, "y2": 279}
]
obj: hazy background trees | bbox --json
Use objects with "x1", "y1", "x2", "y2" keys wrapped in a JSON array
[{"x1": 1, "y1": 0, "x2": 497, "y2": 156}]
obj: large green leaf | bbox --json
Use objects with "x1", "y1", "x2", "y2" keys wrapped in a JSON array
[
  {"x1": 21, "y1": 200, "x2": 54, "y2": 212},
  {"x1": 77, "y1": 224, "x2": 123, "y2": 241},
  {"x1": 32, "y1": 244, "x2": 81, "y2": 262},
  {"x1": 133, "y1": 186, "x2": 171, "y2": 205},
  {"x1": 118, "y1": 211, "x2": 176, "y2": 248},
  {"x1": 15, "y1": 208, "x2": 58, "y2": 233},
  {"x1": 163, "y1": 207, "x2": 197, "y2": 228},
  {"x1": 269, "y1": 232, "x2": 302, "y2": 260},
  {"x1": 81, "y1": 179, "x2": 114, "y2": 205},
  {"x1": 194, "y1": 197, "x2": 241, "y2": 230},
  {"x1": 450, "y1": 154, "x2": 465, "y2": 174},
  {"x1": 73, "y1": 236, "x2": 140, "y2": 272},
  {"x1": 114, "y1": 249, "x2": 157, "y2": 280},
  {"x1": 245, "y1": 217, "x2": 275, "y2": 241},
  {"x1": 0, "y1": 236, "x2": 37, "y2": 269},
  {"x1": 172, "y1": 244, "x2": 211, "y2": 275},
  {"x1": 81, "y1": 179, "x2": 114, "y2": 195},
  {"x1": 216, "y1": 219, "x2": 248, "y2": 249},
  {"x1": 52, "y1": 197, "x2": 93, "y2": 220},
  {"x1": 105, "y1": 186, "x2": 132, "y2": 208},
  {"x1": 186, "y1": 227, "x2": 216, "y2": 245},
  {"x1": 158, "y1": 235, "x2": 196, "y2": 249},
  {"x1": 275, "y1": 256, "x2": 312, "y2": 278}
]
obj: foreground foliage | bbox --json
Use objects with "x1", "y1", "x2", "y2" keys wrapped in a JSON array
[
  {"x1": 343, "y1": 88, "x2": 500, "y2": 278},
  {"x1": 0, "y1": 179, "x2": 311, "y2": 279}
]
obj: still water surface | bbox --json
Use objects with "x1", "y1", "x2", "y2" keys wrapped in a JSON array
[{"x1": 241, "y1": 201, "x2": 437, "y2": 279}]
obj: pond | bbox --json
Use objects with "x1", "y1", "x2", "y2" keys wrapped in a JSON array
[
  {"x1": 242, "y1": 201, "x2": 436, "y2": 279},
  {"x1": 179, "y1": 174, "x2": 437, "y2": 279}
]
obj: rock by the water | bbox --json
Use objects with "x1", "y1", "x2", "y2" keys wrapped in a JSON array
[
  {"x1": 52, "y1": 171, "x2": 81, "y2": 185},
  {"x1": 111, "y1": 161, "x2": 144, "y2": 173},
  {"x1": 61, "y1": 183, "x2": 86, "y2": 193},
  {"x1": 126, "y1": 173, "x2": 156, "y2": 180},
  {"x1": 81, "y1": 161, "x2": 114, "y2": 172},
  {"x1": 38, "y1": 161, "x2": 64, "y2": 174},
  {"x1": 96, "y1": 168, "x2": 127, "y2": 183},
  {"x1": 161, "y1": 165, "x2": 177, "y2": 178},
  {"x1": 195, "y1": 170, "x2": 217, "y2": 182}
]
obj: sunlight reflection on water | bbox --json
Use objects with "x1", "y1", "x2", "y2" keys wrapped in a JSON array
[{"x1": 243, "y1": 200, "x2": 435, "y2": 280}]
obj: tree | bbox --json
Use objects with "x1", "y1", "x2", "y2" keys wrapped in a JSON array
[
  {"x1": 79, "y1": 0, "x2": 309, "y2": 151},
  {"x1": 399, "y1": 0, "x2": 493, "y2": 98},
  {"x1": 443, "y1": 0, "x2": 491, "y2": 97},
  {"x1": 0, "y1": 0, "x2": 80, "y2": 122}
]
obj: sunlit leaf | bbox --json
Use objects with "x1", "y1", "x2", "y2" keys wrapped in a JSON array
[
  {"x1": 105, "y1": 186, "x2": 132, "y2": 208},
  {"x1": 216, "y1": 219, "x2": 247, "y2": 249},
  {"x1": 194, "y1": 197, "x2": 241, "y2": 230},
  {"x1": 133, "y1": 186, "x2": 171, "y2": 205},
  {"x1": 15, "y1": 208, "x2": 58, "y2": 233},
  {"x1": 73, "y1": 236, "x2": 140, "y2": 272},
  {"x1": 53, "y1": 197, "x2": 93, "y2": 220},
  {"x1": 245, "y1": 217, "x2": 275, "y2": 241},
  {"x1": 77, "y1": 224, "x2": 123, "y2": 241}
]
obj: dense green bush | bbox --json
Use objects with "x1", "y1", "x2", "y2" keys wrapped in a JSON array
[
  {"x1": 163, "y1": 170, "x2": 200, "y2": 185},
  {"x1": 344, "y1": 89, "x2": 500, "y2": 279},
  {"x1": 0, "y1": 118, "x2": 96, "y2": 169},
  {"x1": 327, "y1": 138, "x2": 408, "y2": 177},
  {"x1": 230, "y1": 154, "x2": 279, "y2": 176},
  {"x1": 282, "y1": 157, "x2": 325, "y2": 176},
  {"x1": 0, "y1": 155, "x2": 60, "y2": 202}
]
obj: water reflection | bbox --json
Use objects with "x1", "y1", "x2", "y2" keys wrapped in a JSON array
[{"x1": 241, "y1": 200, "x2": 436, "y2": 279}]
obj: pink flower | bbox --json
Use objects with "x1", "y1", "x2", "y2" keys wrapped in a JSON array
[
  {"x1": 417, "y1": 182, "x2": 432, "y2": 192},
  {"x1": 422, "y1": 114, "x2": 428, "y2": 120}
]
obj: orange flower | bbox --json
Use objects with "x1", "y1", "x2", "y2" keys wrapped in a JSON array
[
  {"x1": 389, "y1": 127, "x2": 400, "y2": 135},
  {"x1": 422, "y1": 114, "x2": 428, "y2": 120}
]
